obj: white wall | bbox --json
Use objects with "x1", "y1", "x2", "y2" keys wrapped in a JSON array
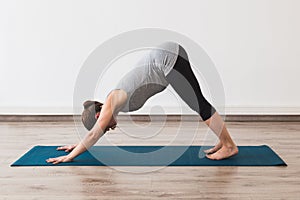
[{"x1": 0, "y1": 0, "x2": 299, "y2": 115}]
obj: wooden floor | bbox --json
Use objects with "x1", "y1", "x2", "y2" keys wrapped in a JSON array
[{"x1": 1, "y1": 120, "x2": 300, "y2": 199}]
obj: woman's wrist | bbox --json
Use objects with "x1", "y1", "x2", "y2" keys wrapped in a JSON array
[
  {"x1": 67, "y1": 143, "x2": 81, "y2": 160},
  {"x1": 67, "y1": 153, "x2": 76, "y2": 160}
]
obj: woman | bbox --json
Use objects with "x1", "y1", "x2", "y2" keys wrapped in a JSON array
[{"x1": 46, "y1": 42, "x2": 238, "y2": 164}]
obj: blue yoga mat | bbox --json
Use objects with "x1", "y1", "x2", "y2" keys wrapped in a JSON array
[{"x1": 11, "y1": 145, "x2": 287, "y2": 167}]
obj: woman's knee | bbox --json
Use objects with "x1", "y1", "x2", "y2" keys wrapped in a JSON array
[{"x1": 197, "y1": 103, "x2": 216, "y2": 121}]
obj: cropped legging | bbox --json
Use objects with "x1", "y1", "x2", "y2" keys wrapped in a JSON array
[{"x1": 165, "y1": 45, "x2": 216, "y2": 121}]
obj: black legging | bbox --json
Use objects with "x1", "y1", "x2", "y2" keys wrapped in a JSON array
[{"x1": 166, "y1": 45, "x2": 216, "y2": 121}]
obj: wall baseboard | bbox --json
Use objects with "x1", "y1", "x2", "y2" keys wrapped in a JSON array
[
  {"x1": 1, "y1": 106, "x2": 300, "y2": 115},
  {"x1": 0, "y1": 114, "x2": 300, "y2": 122}
]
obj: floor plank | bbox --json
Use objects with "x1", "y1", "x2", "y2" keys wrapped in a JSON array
[{"x1": 0, "y1": 121, "x2": 299, "y2": 199}]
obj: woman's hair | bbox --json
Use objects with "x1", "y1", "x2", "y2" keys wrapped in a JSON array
[{"x1": 81, "y1": 100, "x2": 103, "y2": 130}]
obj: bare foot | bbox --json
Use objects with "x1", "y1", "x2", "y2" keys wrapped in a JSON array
[
  {"x1": 204, "y1": 142, "x2": 223, "y2": 154},
  {"x1": 206, "y1": 145, "x2": 239, "y2": 160}
]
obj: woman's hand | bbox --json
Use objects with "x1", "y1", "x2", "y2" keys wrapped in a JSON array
[
  {"x1": 46, "y1": 155, "x2": 73, "y2": 165},
  {"x1": 56, "y1": 144, "x2": 77, "y2": 152}
]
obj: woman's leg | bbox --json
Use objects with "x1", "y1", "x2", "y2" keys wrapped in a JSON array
[
  {"x1": 165, "y1": 46, "x2": 238, "y2": 160},
  {"x1": 204, "y1": 112, "x2": 238, "y2": 160}
]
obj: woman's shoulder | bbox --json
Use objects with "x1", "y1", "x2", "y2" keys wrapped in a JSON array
[
  {"x1": 108, "y1": 89, "x2": 128, "y2": 100},
  {"x1": 106, "y1": 89, "x2": 128, "y2": 111}
]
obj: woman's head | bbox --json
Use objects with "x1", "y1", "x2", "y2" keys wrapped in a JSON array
[
  {"x1": 81, "y1": 100, "x2": 117, "y2": 131},
  {"x1": 81, "y1": 100, "x2": 103, "y2": 130}
]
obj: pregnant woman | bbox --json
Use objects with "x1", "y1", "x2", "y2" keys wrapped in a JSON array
[{"x1": 46, "y1": 42, "x2": 238, "y2": 164}]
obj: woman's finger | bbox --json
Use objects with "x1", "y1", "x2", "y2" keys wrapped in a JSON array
[
  {"x1": 65, "y1": 147, "x2": 73, "y2": 152},
  {"x1": 57, "y1": 146, "x2": 66, "y2": 150},
  {"x1": 52, "y1": 161, "x2": 59, "y2": 164},
  {"x1": 47, "y1": 159, "x2": 55, "y2": 163},
  {"x1": 52, "y1": 158, "x2": 61, "y2": 164}
]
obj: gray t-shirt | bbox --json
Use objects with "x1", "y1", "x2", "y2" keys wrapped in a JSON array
[{"x1": 114, "y1": 42, "x2": 179, "y2": 112}]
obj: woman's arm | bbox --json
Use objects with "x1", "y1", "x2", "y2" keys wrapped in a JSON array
[{"x1": 46, "y1": 89, "x2": 127, "y2": 164}]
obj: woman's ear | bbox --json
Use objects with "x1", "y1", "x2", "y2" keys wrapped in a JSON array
[{"x1": 95, "y1": 112, "x2": 100, "y2": 119}]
